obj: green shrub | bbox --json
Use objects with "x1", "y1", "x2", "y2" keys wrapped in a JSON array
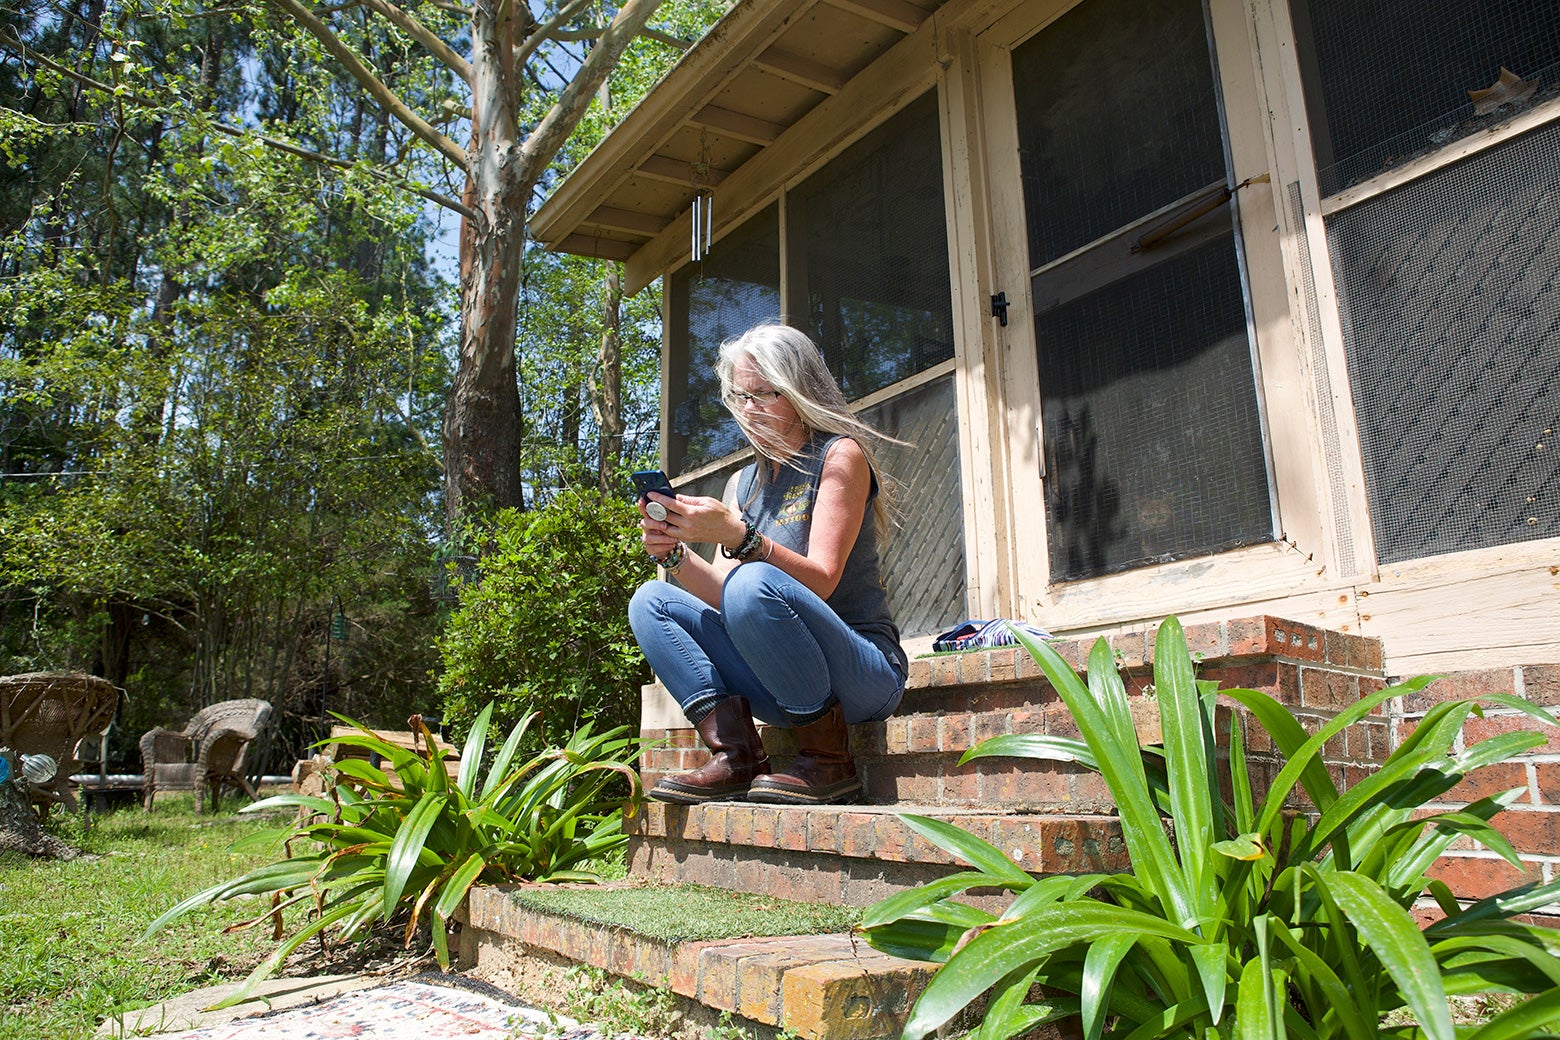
[
  {"x1": 436, "y1": 490, "x2": 653, "y2": 748},
  {"x1": 860, "y1": 616, "x2": 1560, "y2": 1040},
  {"x1": 146, "y1": 705, "x2": 644, "y2": 1007}
]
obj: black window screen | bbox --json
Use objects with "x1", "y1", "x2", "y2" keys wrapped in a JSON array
[
  {"x1": 794, "y1": 90, "x2": 955, "y2": 400},
  {"x1": 1037, "y1": 241, "x2": 1272, "y2": 580},
  {"x1": 1012, "y1": 0, "x2": 1226, "y2": 268},
  {"x1": 667, "y1": 205, "x2": 780, "y2": 474},
  {"x1": 1327, "y1": 122, "x2": 1560, "y2": 564},
  {"x1": 1291, "y1": 0, "x2": 1560, "y2": 196},
  {"x1": 860, "y1": 374, "x2": 966, "y2": 638},
  {"x1": 1012, "y1": 0, "x2": 1273, "y2": 583}
]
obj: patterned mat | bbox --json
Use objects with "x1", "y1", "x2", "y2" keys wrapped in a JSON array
[{"x1": 158, "y1": 979, "x2": 621, "y2": 1040}]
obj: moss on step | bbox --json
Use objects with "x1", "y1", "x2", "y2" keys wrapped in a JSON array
[{"x1": 506, "y1": 882, "x2": 861, "y2": 943}]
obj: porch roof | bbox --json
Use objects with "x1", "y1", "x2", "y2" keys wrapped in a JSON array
[{"x1": 529, "y1": 0, "x2": 949, "y2": 288}]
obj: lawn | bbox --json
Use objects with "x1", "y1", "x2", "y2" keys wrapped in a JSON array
[{"x1": 0, "y1": 795, "x2": 296, "y2": 1040}]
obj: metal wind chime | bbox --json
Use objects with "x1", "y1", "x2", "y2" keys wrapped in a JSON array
[{"x1": 690, "y1": 132, "x2": 714, "y2": 262}]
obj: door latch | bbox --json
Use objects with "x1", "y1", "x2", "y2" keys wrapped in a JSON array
[{"x1": 990, "y1": 291, "x2": 1010, "y2": 327}]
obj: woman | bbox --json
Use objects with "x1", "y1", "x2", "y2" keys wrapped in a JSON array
[{"x1": 629, "y1": 323, "x2": 908, "y2": 805}]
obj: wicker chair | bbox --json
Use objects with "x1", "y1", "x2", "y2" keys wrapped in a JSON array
[
  {"x1": 140, "y1": 698, "x2": 273, "y2": 812},
  {"x1": 0, "y1": 672, "x2": 120, "y2": 814}
]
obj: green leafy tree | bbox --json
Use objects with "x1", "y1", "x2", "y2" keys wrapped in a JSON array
[
  {"x1": 516, "y1": 248, "x2": 662, "y2": 496},
  {"x1": 2, "y1": 0, "x2": 727, "y2": 763},
  {"x1": 1, "y1": 7, "x2": 454, "y2": 751},
  {"x1": 436, "y1": 489, "x2": 653, "y2": 748}
]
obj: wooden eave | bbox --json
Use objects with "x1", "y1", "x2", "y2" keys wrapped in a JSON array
[{"x1": 530, "y1": 0, "x2": 949, "y2": 288}]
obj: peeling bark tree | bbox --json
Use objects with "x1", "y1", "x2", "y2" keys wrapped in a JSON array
[
  {"x1": 594, "y1": 264, "x2": 625, "y2": 494},
  {"x1": 268, "y1": 0, "x2": 667, "y2": 521}
]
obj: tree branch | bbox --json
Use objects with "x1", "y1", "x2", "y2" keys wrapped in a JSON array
[
  {"x1": 1, "y1": 29, "x2": 120, "y2": 98},
  {"x1": 0, "y1": 30, "x2": 476, "y2": 219},
  {"x1": 513, "y1": 0, "x2": 597, "y2": 66},
  {"x1": 380, "y1": 388, "x2": 443, "y2": 467},
  {"x1": 361, "y1": 0, "x2": 471, "y2": 83},
  {"x1": 205, "y1": 122, "x2": 477, "y2": 219},
  {"x1": 551, "y1": 26, "x2": 691, "y2": 49},
  {"x1": 268, "y1": 0, "x2": 467, "y2": 168},
  {"x1": 519, "y1": 0, "x2": 666, "y2": 186}
]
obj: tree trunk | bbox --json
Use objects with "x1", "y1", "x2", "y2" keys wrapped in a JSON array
[
  {"x1": 443, "y1": 0, "x2": 666, "y2": 524},
  {"x1": 596, "y1": 265, "x2": 625, "y2": 495},
  {"x1": 444, "y1": 0, "x2": 529, "y2": 523}
]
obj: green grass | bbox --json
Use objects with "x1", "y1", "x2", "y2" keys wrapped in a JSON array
[
  {"x1": 0, "y1": 794, "x2": 294, "y2": 1040},
  {"x1": 505, "y1": 881, "x2": 861, "y2": 942}
]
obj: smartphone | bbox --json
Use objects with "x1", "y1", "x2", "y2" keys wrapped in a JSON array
[{"x1": 631, "y1": 470, "x2": 675, "y2": 502}]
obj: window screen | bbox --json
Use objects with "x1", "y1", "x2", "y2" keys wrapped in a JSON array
[
  {"x1": 1012, "y1": 0, "x2": 1273, "y2": 582},
  {"x1": 1291, "y1": 0, "x2": 1560, "y2": 195},
  {"x1": 1012, "y1": 0, "x2": 1226, "y2": 268},
  {"x1": 1327, "y1": 123, "x2": 1560, "y2": 563},
  {"x1": 860, "y1": 374, "x2": 966, "y2": 638},
  {"x1": 1037, "y1": 240, "x2": 1272, "y2": 580},
  {"x1": 794, "y1": 90, "x2": 955, "y2": 400},
  {"x1": 667, "y1": 205, "x2": 780, "y2": 474}
]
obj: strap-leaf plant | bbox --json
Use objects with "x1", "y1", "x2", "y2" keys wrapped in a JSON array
[
  {"x1": 859, "y1": 616, "x2": 1560, "y2": 1039},
  {"x1": 146, "y1": 703, "x2": 644, "y2": 1008}
]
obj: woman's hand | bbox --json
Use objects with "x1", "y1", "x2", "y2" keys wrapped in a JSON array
[
  {"x1": 644, "y1": 492, "x2": 745, "y2": 549},
  {"x1": 637, "y1": 496, "x2": 681, "y2": 558}
]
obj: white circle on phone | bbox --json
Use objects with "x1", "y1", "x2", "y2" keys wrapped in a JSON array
[{"x1": 646, "y1": 501, "x2": 667, "y2": 521}]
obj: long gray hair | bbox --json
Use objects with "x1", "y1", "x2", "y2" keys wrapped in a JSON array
[{"x1": 716, "y1": 323, "x2": 900, "y2": 539}]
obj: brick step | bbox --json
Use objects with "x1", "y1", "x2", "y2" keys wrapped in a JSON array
[
  {"x1": 640, "y1": 689, "x2": 1392, "y2": 811},
  {"x1": 639, "y1": 715, "x2": 1121, "y2": 810},
  {"x1": 460, "y1": 884, "x2": 939, "y2": 1040},
  {"x1": 625, "y1": 802, "x2": 1128, "y2": 906},
  {"x1": 640, "y1": 616, "x2": 1391, "y2": 811}
]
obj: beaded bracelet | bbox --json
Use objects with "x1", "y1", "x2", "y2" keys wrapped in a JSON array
[
  {"x1": 650, "y1": 541, "x2": 686, "y2": 573},
  {"x1": 720, "y1": 519, "x2": 764, "y2": 562}
]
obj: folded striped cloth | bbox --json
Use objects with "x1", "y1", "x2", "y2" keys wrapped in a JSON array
[{"x1": 932, "y1": 619, "x2": 1052, "y2": 652}]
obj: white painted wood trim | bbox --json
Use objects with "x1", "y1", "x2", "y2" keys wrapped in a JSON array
[
  {"x1": 1248, "y1": 0, "x2": 1378, "y2": 579},
  {"x1": 1032, "y1": 541, "x2": 1344, "y2": 634},
  {"x1": 1322, "y1": 95, "x2": 1560, "y2": 216},
  {"x1": 1232, "y1": 0, "x2": 1329, "y2": 561},
  {"x1": 1359, "y1": 541, "x2": 1560, "y2": 675},
  {"x1": 940, "y1": 26, "x2": 1012, "y2": 620},
  {"x1": 850, "y1": 360, "x2": 957, "y2": 412},
  {"x1": 972, "y1": 14, "x2": 1051, "y2": 621}
]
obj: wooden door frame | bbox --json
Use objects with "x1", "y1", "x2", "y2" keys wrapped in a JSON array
[{"x1": 965, "y1": 0, "x2": 1362, "y2": 630}]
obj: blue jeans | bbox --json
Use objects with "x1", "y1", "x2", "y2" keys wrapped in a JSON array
[{"x1": 629, "y1": 563, "x2": 905, "y2": 728}]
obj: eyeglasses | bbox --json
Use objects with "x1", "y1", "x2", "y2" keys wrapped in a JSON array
[{"x1": 725, "y1": 388, "x2": 784, "y2": 406}]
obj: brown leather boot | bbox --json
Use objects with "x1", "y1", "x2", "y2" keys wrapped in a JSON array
[
  {"x1": 650, "y1": 697, "x2": 770, "y2": 804},
  {"x1": 747, "y1": 704, "x2": 861, "y2": 804}
]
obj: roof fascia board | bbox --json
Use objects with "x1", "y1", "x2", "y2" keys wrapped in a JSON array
[
  {"x1": 530, "y1": 0, "x2": 823, "y2": 245},
  {"x1": 622, "y1": 7, "x2": 947, "y2": 292}
]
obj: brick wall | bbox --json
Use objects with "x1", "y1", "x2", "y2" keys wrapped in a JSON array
[
  {"x1": 1395, "y1": 663, "x2": 1560, "y2": 903},
  {"x1": 634, "y1": 616, "x2": 1559, "y2": 912}
]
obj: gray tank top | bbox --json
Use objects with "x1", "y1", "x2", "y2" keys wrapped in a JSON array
[{"x1": 734, "y1": 434, "x2": 908, "y2": 679}]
